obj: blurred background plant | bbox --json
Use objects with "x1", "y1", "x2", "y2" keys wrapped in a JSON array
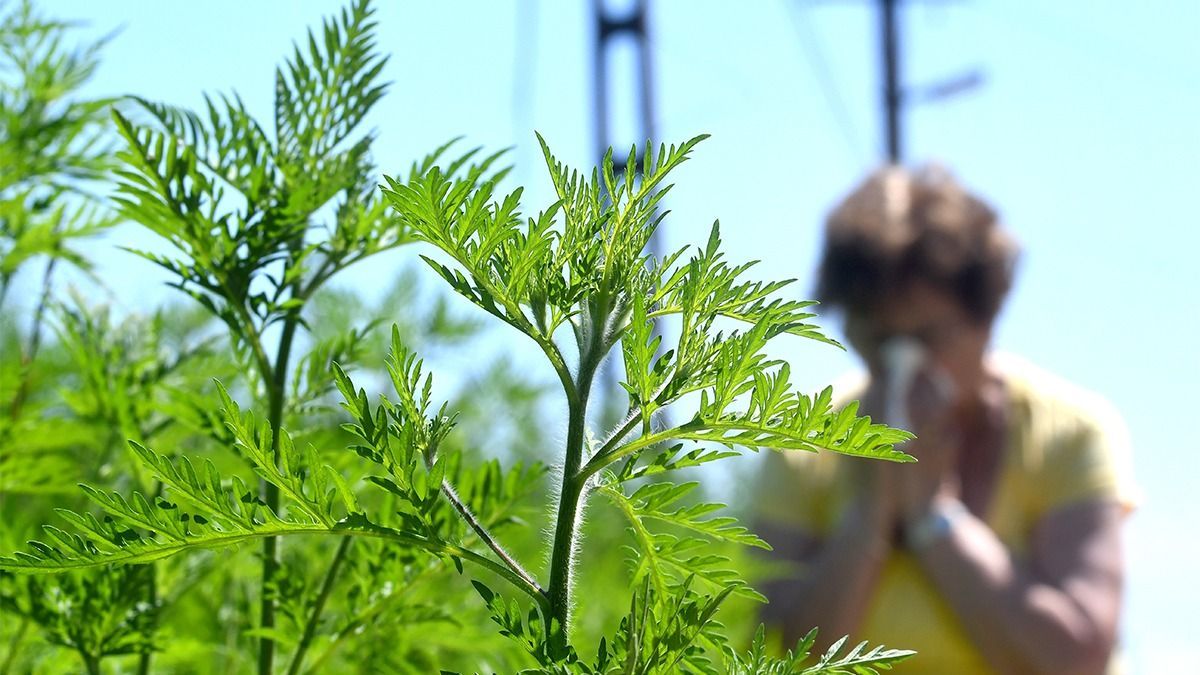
[
  {"x1": 0, "y1": 2, "x2": 563, "y2": 672},
  {"x1": 1, "y1": 0, "x2": 115, "y2": 475}
]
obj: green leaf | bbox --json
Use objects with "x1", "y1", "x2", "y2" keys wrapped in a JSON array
[
  {"x1": 723, "y1": 625, "x2": 915, "y2": 675},
  {"x1": 600, "y1": 478, "x2": 765, "y2": 605}
]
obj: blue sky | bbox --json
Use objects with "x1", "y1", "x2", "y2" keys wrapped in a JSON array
[{"x1": 35, "y1": 0, "x2": 1200, "y2": 670}]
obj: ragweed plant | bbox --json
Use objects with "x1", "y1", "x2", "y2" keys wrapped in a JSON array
[
  {"x1": 375, "y1": 135, "x2": 916, "y2": 672},
  {"x1": 96, "y1": 1, "x2": 413, "y2": 671},
  {"x1": 0, "y1": 0, "x2": 117, "y2": 460},
  {"x1": 1, "y1": 297, "x2": 226, "y2": 673},
  {"x1": 0, "y1": 4, "x2": 155, "y2": 672},
  {"x1": 0, "y1": 0, "x2": 115, "y2": 310}
]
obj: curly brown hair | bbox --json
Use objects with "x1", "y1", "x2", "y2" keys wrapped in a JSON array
[{"x1": 815, "y1": 165, "x2": 1020, "y2": 323}]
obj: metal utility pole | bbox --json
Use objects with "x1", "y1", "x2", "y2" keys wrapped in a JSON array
[
  {"x1": 872, "y1": 0, "x2": 981, "y2": 164},
  {"x1": 880, "y1": 0, "x2": 902, "y2": 162},
  {"x1": 593, "y1": 0, "x2": 657, "y2": 183},
  {"x1": 592, "y1": 0, "x2": 659, "y2": 419}
]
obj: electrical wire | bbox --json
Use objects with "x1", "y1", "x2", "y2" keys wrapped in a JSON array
[{"x1": 784, "y1": 0, "x2": 870, "y2": 165}]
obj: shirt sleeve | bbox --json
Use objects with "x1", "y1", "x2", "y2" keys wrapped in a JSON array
[{"x1": 1036, "y1": 401, "x2": 1139, "y2": 516}]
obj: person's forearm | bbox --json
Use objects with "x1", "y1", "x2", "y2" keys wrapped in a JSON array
[
  {"x1": 762, "y1": 505, "x2": 890, "y2": 648},
  {"x1": 913, "y1": 510, "x2": 1112, "y2": 675}
]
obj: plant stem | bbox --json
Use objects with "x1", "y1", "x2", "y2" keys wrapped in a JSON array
[
  {"x1": 0, "y1": 273, "x2": 11, "y2": 314},
  {"x1": 5, "y1": 256, "x2": 58, "y2": 424},
  {"x1": 584, "y1": 410, "x2": 645, "y2": 474},
  {"x1": 286, "y1": 536, "x2": 351, "y2": 675},
  {"x1": 441, "y1": 478, "x2": 543, "y2": 595},
  {"x1": 258, "y1": 312, "x2": 299, "y2": 675},
  {"x1": 79, "y1": 651, "x2": 101, "y2": 675},
  {"x1": 546, "y1": 362, "x2": 596, "y2": 657},
  {"x1": 137, "y1": 562, "x2": 157, "y2": 675}
]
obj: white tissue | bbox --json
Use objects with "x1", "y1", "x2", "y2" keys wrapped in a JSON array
[
  {"x1": 880, "y1": 337, "x2": 925, "y2": 431},
  {"x1": 879, "y1": 337, "x2": 957, "y2": 432}
]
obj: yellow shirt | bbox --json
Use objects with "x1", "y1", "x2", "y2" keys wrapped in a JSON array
[{"x1": 755, "y1": 355, "x2": 1137, "y2": 673}]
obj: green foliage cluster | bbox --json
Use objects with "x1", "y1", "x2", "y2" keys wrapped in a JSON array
[
  {"x1": 371, "y1": 125, "x2": 915, "y2": 672},
  {"x1": 1, "y1": 1, "x2": 918, "y2": 673},
  {"x1": 0, "y1": 0, "x2": 114, "y2": 298}
]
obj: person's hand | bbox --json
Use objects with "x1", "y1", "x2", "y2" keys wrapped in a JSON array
[
  {"x1": 863, "y1": 357, "x2": 962, "y2": 524},
  {"x1": 895, "y1": 419, "x2": 961, "y2": 523},
  {"x1": 894, "y1": 366, "x2": 962, "y2": 522}
]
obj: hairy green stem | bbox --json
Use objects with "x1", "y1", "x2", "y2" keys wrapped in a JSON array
[
  {"x1": 546, "y1": 361, "x2": 597, "y2": 657},
  {"x1": 441, "y1": 478, "x2": 543, "y2": 595},
  {"x1": 286, "y1": 536, "x2": 351, "y2": 675},
  {"x1": 585, "y1": 411, "x2": 645, "y2": 474}
]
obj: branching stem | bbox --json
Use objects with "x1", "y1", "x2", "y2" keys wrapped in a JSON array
[
  {"x1": 79, "y1": 651, "x2": 101, "y2": 675},
  {"x1": 585, "y1": 412, "x2": 644, "y2": 475},
  {"x1": 546, "y1": 354, "x2": 599, "y2": 656},
  {"x1": 580, "y1": 366, "x2": 687, "y2": 481},
  {"x1": 441, "y1": 478, "x2": 544, "y2": 596}
]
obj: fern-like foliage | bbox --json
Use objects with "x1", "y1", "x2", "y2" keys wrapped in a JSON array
[
  {"x1": 0, "y1": 0, "x2": 118, "y2": 478},
  {"x1": 108, "y1": 0, "x2": 420, "y2": 397},
  {"x1": 331, "y1": 327, "x2": 549, "y2": 603},
  {"x1": 384, "y1": 137, "x2": 910, "y2": 477},
  {"x1": 0, "y1": 429, "x2": 336, "y2": 572},
  {"x1": 52, "y1": 295, "x2": 220, "y2": 458},
  {"x1": 0, "y1": 327, "x2": 545, "y2": 595},
  {"x1": 4, "y1": 16, "x2": 920, "y2": 661},
  {"x1": 600, "y1": 478, "x2": 767, "y2": 605},
  {"x1": 0, "y1": 565, "x2": 158, "y2": 666},
  {"x1": 0, "y1": 0, "x2": 116, "y2": 293},
  {"x1": 594, "y1": 576, "x2": 737, "y2": 675},
  {"x1": 381, "y1": 133, "x2": 915, "y2": 665},
  {"x1": 584, "y1": 231, "x2": 912, "y2": 485},
  {"x1": 726, "y1": 626, "x2": 914, "y2": 675},
  {"x1": 99, "y1": 6, "x2": 455, "y2": 669}
]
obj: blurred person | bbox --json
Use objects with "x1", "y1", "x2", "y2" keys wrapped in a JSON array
[{"x1": 755, "y1": 166, "x2": 1136, "y2": 674}]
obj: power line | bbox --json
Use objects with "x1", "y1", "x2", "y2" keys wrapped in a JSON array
[
  {"x1": 981, "y1": 2, "x2": 1200, "y2": 89},
  {"x1": 799, "y1": 0, "x2": 982, "y2": 164},
  {"x1": 784, "y1": 1, "x2": 869, "y2": 164}
]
